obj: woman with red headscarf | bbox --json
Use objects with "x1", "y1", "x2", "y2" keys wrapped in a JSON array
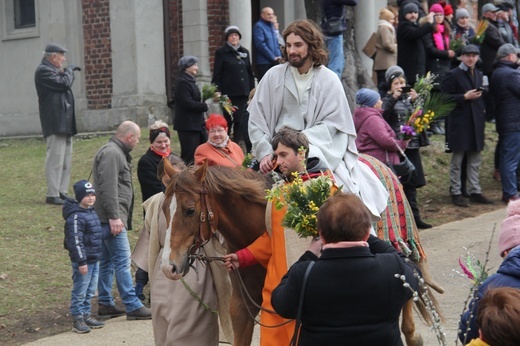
[{"x1": 194, "y1": 114, "x2": 245, "y2": 167}]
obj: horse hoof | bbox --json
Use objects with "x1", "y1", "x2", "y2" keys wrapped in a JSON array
[{"x1": 406, "y1": 334, "x2": 424, "y2": 346}]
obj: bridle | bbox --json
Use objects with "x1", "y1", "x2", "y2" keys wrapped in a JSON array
[
  {"x1": 186, "y1": 183, "x2": 218, "y2": 269},
  {"x1": 174, "y1": 183, "x2": 293, "y2": 328}
]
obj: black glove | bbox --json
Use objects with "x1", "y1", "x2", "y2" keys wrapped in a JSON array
[{"x1": 68, "y1": 64, "x2": 82, "y2": 72}]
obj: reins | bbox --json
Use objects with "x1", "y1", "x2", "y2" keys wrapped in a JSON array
[{"x1": 181, "y1": 184, "x2": 293, "y2": 329}]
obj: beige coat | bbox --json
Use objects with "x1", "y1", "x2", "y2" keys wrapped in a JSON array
[
  {"x1": 132, "y1": 193, "x2": 219, "y2": 346},
  {"x1": 374, "y1": 20, "x2": 397, "y2": 71}
]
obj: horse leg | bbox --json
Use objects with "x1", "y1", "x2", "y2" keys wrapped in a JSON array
[
  {"x1": 416, "y1": 258, "x2": 445, "y2": 294},
  {"x1": 229, "y1": 266, "x2": 265, "y2": 346},
  {"x1": 401, "y1": 299, "x2": 423, "y2": 346}
]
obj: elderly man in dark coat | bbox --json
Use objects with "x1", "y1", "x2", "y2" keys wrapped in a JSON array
[
  {"x1": 442, "y1": 45, "x2": 493, "y2": 207},
  {"x1": 34, "y1": 42, "x2": 81, "y2": 205}
]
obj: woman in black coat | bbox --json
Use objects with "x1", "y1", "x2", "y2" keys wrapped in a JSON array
[
  {"x1": 396, "y1": 4, "x2": 433, "y2": 86},
  {"x1": 272, "y1": 193, "x2": 417, "y2": 346},
  {"x1": 212, "y1": 26, "x2": 255, "y2": 151},
  {"x1": 173, "y1": 56, "x2": 208, "y2": 164}
]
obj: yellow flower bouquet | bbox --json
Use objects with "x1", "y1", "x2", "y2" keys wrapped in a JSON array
[{"x1": 266, "y1": 171, "x2": 338, "y2": 238}]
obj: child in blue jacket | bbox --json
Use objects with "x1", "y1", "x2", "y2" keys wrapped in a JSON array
[{"x1": 63, "y1": 180, "x2": 105, "y2": 333}]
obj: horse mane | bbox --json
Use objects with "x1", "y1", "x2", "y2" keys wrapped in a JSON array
[{"x1": 168, "y1": 165, "x2": 269, "y2": 205}]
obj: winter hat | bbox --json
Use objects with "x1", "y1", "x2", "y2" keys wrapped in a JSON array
[
  {"x1": 498, "y1": 199, "x2": 520, "y2": 257},
  {"x1": 355, "y1": 88, "x2": 380, "y2": 107},
  {"x1": 385, "y1": 65, "x2": 406, "y2": 84},
  {"x1": 497, "y1": 43, "x2": 520, "y2": 59},
  {"x1": 178, "y1": 56, "x2": 198, "y2": 70},
  {"x1": 443, "y1": 4, "x2": 453, "y2": 16},
  {"x1": 225, "y1": 25, "x2": 242, "y2": 40},
  {"x1": 379, "y1": 8, "x2": 395, "y2": 21},
  {"x1": 74, "y1": 180, "x2": 95, "y2": 202},
  {"x1": 403, "y1": 3, "x2": 419, "y2": 15},
  {"x1": 45, "y1": 42, "x2": 68, "y2": 53},
  {"x1": 456, "y1": 8, "x2": 470, "y2": 20},
  {"x1": 430, "y1": 3, "x2": 445, "y2": 15},
  {"x1": 482, "y1": 3, "x2": 499, "y2": 15},
  {"x1": 461, "y1": 44, "x2": 480, "y2": 55}
]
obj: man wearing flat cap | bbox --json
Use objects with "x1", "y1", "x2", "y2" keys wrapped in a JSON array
[
  {"x1": 490, "y1": 43, "x2": 520, "y2": 203},
  {"x1": 35, "y1": 42, "x2": 81, "y2": 205},
  {"x1": 442, "y1": 44, "x2": 493, "y2": 207}
]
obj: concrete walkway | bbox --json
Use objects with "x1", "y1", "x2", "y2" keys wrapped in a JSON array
[{"x1": 26, "y1": 207, "x2": 507, "y2": 346}]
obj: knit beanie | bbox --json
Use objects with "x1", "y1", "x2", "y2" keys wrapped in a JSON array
[
  {"x1": 225, "y1": 25, "x2": 242, "y2": 40},
  {"x1": 443, "y1": 4, "x2": 453, "y2": 16},
  {"x1": 355, "y1": 88, "x2": 380, "y2": 107},
  {"x1": 456, "y1": 8, "x2": 470, "y2": 20},
  {"x1": 379, "y1": 8, "x2": 395, "y2": 21},
  {"x1": 430, "y1": 3, "x2": 444, "y2": 14},
  {"x1": 74, "y1": 180, "x2": 95, "y2": 202},
  {"x1": 385, "y1": 65, "x2": 405, "y2": 84},
  {"x1": 498, "y1": 199, "x2": 520, "y2": 256},
  {"x1": 178, "y1": 56, "x2": 198, "y2": 71},
  {"x1": 403, "y1": 3, "x2": 419, "y2": 15}
]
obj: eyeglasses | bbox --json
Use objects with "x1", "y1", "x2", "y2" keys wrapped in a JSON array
[{"x1": 209, "y1": 128, "x2": 226, "y2": 134}]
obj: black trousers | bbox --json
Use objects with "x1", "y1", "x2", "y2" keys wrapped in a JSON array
[{"x1": 178, "y1": 130, "x2": 207, "y2": 165}]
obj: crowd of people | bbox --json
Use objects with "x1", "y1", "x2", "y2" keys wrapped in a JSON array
[{"x1": 34, "y1": 1, "x2": 520, "y2": 345}]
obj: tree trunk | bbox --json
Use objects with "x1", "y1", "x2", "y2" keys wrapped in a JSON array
[{"x1": 304, "y1": 1, "x2": 374, "y2": 111}]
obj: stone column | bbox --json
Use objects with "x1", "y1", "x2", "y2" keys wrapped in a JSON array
[
  {"x1": 182, "y1": 0, "x2": 210, "y2": 80},
  {"x1": 109, "y1": 0, "x2": 168, "y2": 126},
  {"x1": 229, "y1": 0, "x2": 252, "y2": 52},
  {"x1": 355, "y1": 0, "x2": 387, "y2": 75}
]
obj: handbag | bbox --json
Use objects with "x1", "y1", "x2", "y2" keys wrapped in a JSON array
[
  {"x1": 387, "y1": 140, "x2": 416, "y2": 177},
  {"x1": 320, "y1": 2, "x2": 345, "y2": 36},
  {"x1": 362, "y1": 32, "x2": 378, "y2": 60},
  {"x1": 290, "y1": 261, "x2": 315, "y2": 346}
]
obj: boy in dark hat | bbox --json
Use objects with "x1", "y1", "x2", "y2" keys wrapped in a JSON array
[{"x1": 63, "y1": 180, "x2": 105, "y2": 333}]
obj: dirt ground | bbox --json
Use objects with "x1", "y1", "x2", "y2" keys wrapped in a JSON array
[{"x1": 0, "y1": 194, "x2": 505, "y2": 346}]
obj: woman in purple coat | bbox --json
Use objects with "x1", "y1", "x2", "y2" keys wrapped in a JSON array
[{"x1": 353, "y1": 88, "x2": 408, "y2": 166}]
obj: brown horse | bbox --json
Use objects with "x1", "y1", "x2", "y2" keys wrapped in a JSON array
[{"x1": 161, "y1": 160, "x2": 443, "y2": 346}]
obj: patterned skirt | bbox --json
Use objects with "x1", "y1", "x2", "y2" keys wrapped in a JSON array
[{"x1": 359, "y1": 154, "x2": 427, "y2": 262}]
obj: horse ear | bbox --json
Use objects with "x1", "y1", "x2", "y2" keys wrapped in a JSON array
[
  {"x1": 194, "y1": 160, "x2": 208, "y2": 182},
  {"x1": 162, "y1": 157, "x2": 181, "y2": 179}
]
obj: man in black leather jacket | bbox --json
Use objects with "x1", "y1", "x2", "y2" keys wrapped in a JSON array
[{"x1": 34, "y1": 42, "x2": 81, "y2": 205}]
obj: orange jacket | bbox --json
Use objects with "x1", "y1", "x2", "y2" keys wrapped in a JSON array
[{"x1": 194, "y1": 141, "x2": 244, "y2": 167}]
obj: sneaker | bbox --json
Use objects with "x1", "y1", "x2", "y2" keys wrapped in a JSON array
[
  {"x1": 84, "y1": 315, "x2": 105, "y2": 329},
  {"x1": 470, "y1": 193, "x2": 494, "y2": 205},
  {"x1": 98, "y1": 304, "x2": 126, "y2": 318},
  {"x1": 452, "y1": 194, "x2": 470, "y2": 207},
  {"x1": 126, "y1": 306, "x2": 152, "y2": 320},
  {"x1": 415, "y1": 219, "x2": 432, "y2": 229},
  {"x1": 72, "y1": 316, "x2": 90, "y2": 334}
]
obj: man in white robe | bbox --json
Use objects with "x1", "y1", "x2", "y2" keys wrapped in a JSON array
[{"x1": 248, "y1": 19, "x2": 388, "y2": 219}]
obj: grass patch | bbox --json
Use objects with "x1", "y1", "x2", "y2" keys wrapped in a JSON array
[{"x1": 0, "y1": 123, "x2": 501, "y2": 343}]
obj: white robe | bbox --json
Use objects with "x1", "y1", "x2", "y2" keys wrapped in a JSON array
[{"x1": 248, "y1": 63, "x2": 389, "y2": 219}]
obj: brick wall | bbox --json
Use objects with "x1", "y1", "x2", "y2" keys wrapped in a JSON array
[
  {"x1": 207, "y1": 0, "x2": 229, "y2": 70},
  {"x1": 81, "y1": 0, "x2": 113, "y2": 110}
]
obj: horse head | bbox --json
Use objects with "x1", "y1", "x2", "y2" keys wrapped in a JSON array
[{"x1": 161, "y1": 161, "x2": 214, "y2": 280}]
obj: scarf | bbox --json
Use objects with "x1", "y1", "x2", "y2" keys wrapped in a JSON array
[
  {"x1": 323, "y1": 241, "x2": 369, "y2": 249},
  {"x1": 433, "y1": 24, "x2": 449, "y2": 50},
  {"x1": 150, "y1": 146, "x2": 171, "y2": 157},
  {"x1": 208, "y1": 136, "x2": 229, "y2": 148},
  {"x1": 378, "y1": 19, "x2": 395, "y2": 33}
]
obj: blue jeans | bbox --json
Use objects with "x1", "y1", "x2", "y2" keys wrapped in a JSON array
[
  {"x1": 70, "y1": 261, "x2": 99, "y2": 317},
  {"x1": 499, "y1": 131, "x2": 520, "y2": 198},
  {"x1": 325, "y1": 34, "x2": 344, "y2": 79},
  {"x1": 97, "y1": 224, "x2": 143, "y2": 312}
]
